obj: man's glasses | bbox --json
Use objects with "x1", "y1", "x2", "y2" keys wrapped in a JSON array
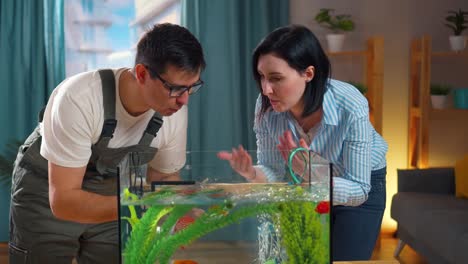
[{"x1": 145, "y1": 66, "x2": 203, "y2": 97}]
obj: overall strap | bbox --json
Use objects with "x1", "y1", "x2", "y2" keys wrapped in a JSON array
[
  {"x1": 138, "y1": 111, "x2": 163, "y2": 146},
  {"x1": 38, "y1": 107, "x2": 46, "y2": 122},
  {"x1": 96, "y1": 69, "x2": 117, "y2": 147}
]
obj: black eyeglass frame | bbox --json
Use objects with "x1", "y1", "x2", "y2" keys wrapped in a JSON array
[{"x1": 144, "y1": 65, "x2": 204, "y2": 97}]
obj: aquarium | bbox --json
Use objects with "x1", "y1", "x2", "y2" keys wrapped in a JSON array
[{"x1": 118, "y1": 149, "x2": 331, "y2": 264}]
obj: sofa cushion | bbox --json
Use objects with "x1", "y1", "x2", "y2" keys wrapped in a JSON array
[
  {"x1": 397, "y1": 168, "x2": 454, "y2": 194},
  {"x1": 418, "y1": 210, "x2": 468, "y2": 264},
  {"x1": 392, "y1": 192, "x2": 468, "y2": 264},
  {"x1": 391, "y1": 192, "x2": 468, "y2": 222},
  {"x1": 455, "y1": 155, "x2": 468, "y2": 199},
  {"x1": 391, "y1": 192, "x2": 468, "y2": 244},
  {"x1": 455, "y1": 232, "x2": 468, "y2": 264}
]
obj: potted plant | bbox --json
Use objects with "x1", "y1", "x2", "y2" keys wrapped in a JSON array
[
  {"x1": 315, "y1": 8, "x2": 355, "y2": 52},
  {"x1": 430, "y1": 83, "x2": 452, "y2": 109},
  {"x1": 348, "y1": 81, "x2": 368, "y2": 95},
  {"x1": 348, "y1": 81, "x2": 374, "y2": 122},
  {"x1": 445, "y1": 9, "x2": 468, "y2": 51}
]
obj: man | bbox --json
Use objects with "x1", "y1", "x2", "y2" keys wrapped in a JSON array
[{"x1": 9, "y1": 23, "x2": 205, "y2": 263}]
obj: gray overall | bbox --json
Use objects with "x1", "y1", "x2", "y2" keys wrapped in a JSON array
[{"x1": 9, "y1": 70, "x2": 163, "y2": 264}]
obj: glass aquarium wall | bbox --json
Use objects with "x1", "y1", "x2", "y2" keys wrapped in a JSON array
[{"x1": 118, "y1": 150, "x2": 331, "y2": 264}]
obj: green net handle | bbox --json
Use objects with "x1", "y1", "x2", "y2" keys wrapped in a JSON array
[{"x1": 288, "y1": 147, "x2": 309, "y2": 184}]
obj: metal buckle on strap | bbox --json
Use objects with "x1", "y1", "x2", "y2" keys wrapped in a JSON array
[
  {"x1": 101, "y1": 119, "x2": 117, "y2": 138},
  {"x1": 146, "y1": 115, "x2": 163, "y2": 136}
]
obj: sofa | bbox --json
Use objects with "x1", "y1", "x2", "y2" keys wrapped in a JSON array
[{"x1": 391, "y1": 168, "x2": 468, "y2": 264}]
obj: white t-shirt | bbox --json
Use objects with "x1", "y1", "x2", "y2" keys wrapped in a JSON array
[{"x1": 40, "y1": 68, "x2": 187, "y2": 174}]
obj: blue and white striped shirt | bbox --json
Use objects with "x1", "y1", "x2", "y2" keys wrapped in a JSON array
[{"x1": 254, "y1": 79, "x2": 388, "y2": 206}]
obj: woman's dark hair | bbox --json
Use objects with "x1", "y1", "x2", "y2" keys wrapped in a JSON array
[
  {"x1": 135, "y1": 23, "x2": 206, "y2": 76},
  {"x1": 252, "y1": 25, "x2": 330, "y2": 117}
]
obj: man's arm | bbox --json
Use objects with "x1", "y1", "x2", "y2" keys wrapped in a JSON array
[
  {"x1": 48, "y1": 162, "x2": 117, "y2": 224},
  {"x1": 146, "y1": 166, "x2": 181, "y2": 183}
]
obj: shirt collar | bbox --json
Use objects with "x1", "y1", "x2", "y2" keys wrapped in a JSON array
[{"x1": 321, "y1": 85, "x2": 339, "y2": 126}]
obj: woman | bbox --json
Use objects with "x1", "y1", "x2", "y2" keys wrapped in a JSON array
[{"x1": 218, "y1": 25, "x2": 388, "y2": 261}]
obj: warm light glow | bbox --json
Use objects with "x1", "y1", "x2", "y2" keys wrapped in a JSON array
[
  {"x1": 380, "y1": 67, "x2": 411, "y2": 233},
  {"x1": 381, "y1": 146, "x2": 405, "y2": 232}
]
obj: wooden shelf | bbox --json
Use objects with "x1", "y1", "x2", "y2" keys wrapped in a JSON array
[
  {"x1": 431, "y1": 108, "x2": 468, "y2": 113},
  {"x1": 413, "y1": 51, "x2": 468, "y2": 61},
  {"x1": 328, "y1": 37, "x2": 384, "y2": 135},
  {"x1": 430, "y1": 108, "x2": 468, "y2": 119},
  {"x1": 410, "y1": 107, "x2": 421, "y2": 117},
  {"x1": 408, "y1": 35, "x2": 468, "y2": 168},
  {"x1": 327, "y1": 50, "x2": 367, "y2": 57},
  {"x1": 431, "y1": 51, "x2": 468, "y2": 57}
]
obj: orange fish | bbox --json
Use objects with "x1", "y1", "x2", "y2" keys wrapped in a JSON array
[
  {"x1": 174, "y1": 215, "x2": 195, "y2": 232},
  {"x1": 173, "y1": 215, "x2": 196, "y2": 250},
  {"x1": 173, "y1": 260, "x2": 198, "y2": 264},
  {"x1": 315, "y1": 201, "x2": 330, "y2": 214}
]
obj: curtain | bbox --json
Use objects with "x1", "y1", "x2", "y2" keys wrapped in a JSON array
[
  {"x1": 44, "y1": 0, "x2": 66, "y2": 96},
  {"x1": 0, "y1": 0, "x2": 65, "y2": 242},
  {"x1": 181, "y1": 0, "x2": 289, "y2": 182},
  {"x1": 181, "y1": 0, "x2": 289, "y2": 241}
]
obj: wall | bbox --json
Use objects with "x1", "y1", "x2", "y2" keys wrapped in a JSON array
[
  {"x1": 290, "y1": 0, "x2": 468, "y2": 231},
  {"x1": 406, "y1": 0, "x2": 468, "y2": 166}
]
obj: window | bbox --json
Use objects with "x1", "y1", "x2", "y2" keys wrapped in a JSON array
[{"x1": 65, "y1": 0, "x2": 181, "y2": 77}]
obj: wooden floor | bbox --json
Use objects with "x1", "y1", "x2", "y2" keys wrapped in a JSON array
[
  {"x1": 0, "y1": 243, "x2": 7, "y2": 264},
  {"x1": 371, "y1": 233, "x2": 428, "y2": 264},
  {"x1": 0, "y1": 233, "x2": 427, "y2": 263}
]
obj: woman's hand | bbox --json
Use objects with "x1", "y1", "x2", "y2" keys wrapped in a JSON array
[
  {"x1": 217, "y1": 145, "x2": 257, "y2": 181},
  {"x1": 277, "y1": 131, "x2": 310, "y2": 179}
]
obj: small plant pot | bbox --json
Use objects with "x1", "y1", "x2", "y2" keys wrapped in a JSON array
[
  {"x1": 454, "y1": 88, "x2": 468, "y2": 109},
  {"x1": 431, "y1": 95, "x2": 448, "y2": 109},
  {"x1": 449, "y1": 36, "x2": 466, "y2": 52},
  {"x1": 326, "y1": 34, "x2": 345, "y2": 52}
]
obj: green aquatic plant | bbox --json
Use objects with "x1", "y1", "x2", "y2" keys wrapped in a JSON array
[
  {"x1": 146, "y1": 204, "x2": 194, "y2": 264},
  {"x1": 275, "y1": 198, "x2": 329, "y2": 264},
  {"x1": 153, "y1": 202, "x2": 280, "y2": 264},
  {"x1": 123, "y1": 204, "x2": 175, "y2": 264},
  {"x1": 121, "y1": 189, "x2": 141, "y2": 228},
  {"x1": 121, "y1": 185, "x2": 330, "y2": 264},
  {"x1": 123, "y1": 197, "x2": 280, "y2": 264},
  {"x1": 122, "y1": 187, "x2": 196, "y2": 264}
]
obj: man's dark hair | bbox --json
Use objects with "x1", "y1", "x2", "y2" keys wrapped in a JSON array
[
  {"x1": 135, "y1": 23, "x2": 206, "y2": 76},
  {"x1": 252, "y1": 25, "x2": 331, "y2": 118}
]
